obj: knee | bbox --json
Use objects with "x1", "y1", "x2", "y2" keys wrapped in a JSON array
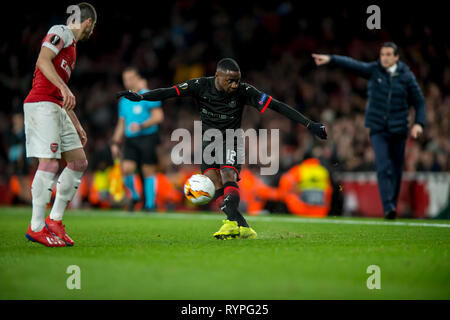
[
  {"x1": 204, "y1": 169, "x2": 223, "y2": 190},
  {"x1": 38, "y1": 160, "x2": 59, "y2": 173},
  {"x1": 220, "y1": 168, "x2": 237, "y2": 183},
  {"x1": 142, "y1": 164, "x2": 156, "y2": 177},
  {"x1": 67, "y1": 159, "x2": 88, "y2": 172},
  {"x1": 122, "y1": 161, "x2": 136, "y2": 175}
]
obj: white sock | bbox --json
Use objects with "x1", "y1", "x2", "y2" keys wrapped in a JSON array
[
  {"x1": 31, "y1": 170, "x2": 56, "y2": 232},
  {"x1": 49, "y1": 167, "x2": 84, "y2": 221}
]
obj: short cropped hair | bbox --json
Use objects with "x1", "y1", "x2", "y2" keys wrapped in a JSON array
[
  {"x1": 78, "y1": 2, "x2": 97, "y2": 23},
  {"x1": 381, "y1": 42, "x2": 399, "y2": 56},
  {"x1": 217, "y1": 58, "x2": 240, "y2": 72}
]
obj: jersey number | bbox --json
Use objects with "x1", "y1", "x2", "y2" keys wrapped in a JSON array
[{"x1": 226, "y1": 149, "x2": 236, "y2": 165}]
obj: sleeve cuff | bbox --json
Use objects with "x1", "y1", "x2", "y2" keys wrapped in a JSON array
[{"x1": 42, "y1": 42, "x2": 60, "y2": 55}]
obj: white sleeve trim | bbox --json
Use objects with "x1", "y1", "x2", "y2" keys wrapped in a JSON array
[
  {"x1": 46, "y1": 25, "x2": 74, "y2": 49},
  {"x1": 42, "y1": 42, "x2": 60, "y2": 55}
]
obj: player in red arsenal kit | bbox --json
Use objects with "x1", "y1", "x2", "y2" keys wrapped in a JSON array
[{"x1": 23, "y1": 3, "x2": 97, "y2": 247}]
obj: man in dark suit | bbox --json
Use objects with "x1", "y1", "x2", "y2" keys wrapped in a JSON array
[{"x1": 312, "y1": 42, "x2": 426, "y2": 219}]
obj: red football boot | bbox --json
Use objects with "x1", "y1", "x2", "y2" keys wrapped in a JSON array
[
  {"x1": 45, "y1": 216, "x2": 74, "y2": 246},
  {"x1": 26, "y1": 225, "x2": 66, "y2": 247}
]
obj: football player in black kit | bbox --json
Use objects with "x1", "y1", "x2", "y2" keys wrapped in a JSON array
[{"x1": 117, "y1": 58, "x2": 327, "y2": 240}]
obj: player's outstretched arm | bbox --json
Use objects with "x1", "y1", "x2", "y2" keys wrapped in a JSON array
[
  {"x1": 245, "y1": 84, "x2": 327, "y2": 140},
  {"x1": 116, "y1": 90, "x2": 144, "y2": 101},
  {"x1": 269, "y1": 99, "x2": 328, "y2": 140},
  {"x1": 116, "y1": 79, "x2": 200, "y2": 102},
  {"x1": 116, "y1": 87, "x2": 179, "y2": 101}
]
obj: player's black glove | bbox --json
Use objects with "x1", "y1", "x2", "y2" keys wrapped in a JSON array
[
  {"x1": 307, "y1": 122, "x2": 328, "y2": 140},
  {"x1": 116, "y1": 90, "x2": 143, "y2": 101}
]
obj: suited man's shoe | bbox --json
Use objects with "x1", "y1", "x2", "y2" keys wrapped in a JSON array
[{"x1": 384, "y1": 210, "x2": 397, "y2": 220}]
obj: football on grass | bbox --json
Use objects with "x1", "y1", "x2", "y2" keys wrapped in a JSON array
[{"x1": 184, "y1": 174, "x2": 215, "y2": 205}]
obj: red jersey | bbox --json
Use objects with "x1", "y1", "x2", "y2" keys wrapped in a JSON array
[{"x1": 24, "y1": 25, "x2": 77, "y2": 107}]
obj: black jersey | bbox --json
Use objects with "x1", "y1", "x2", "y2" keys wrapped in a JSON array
[{"x1": 172, "y1": 77, "x2": 271, "y2": 132}]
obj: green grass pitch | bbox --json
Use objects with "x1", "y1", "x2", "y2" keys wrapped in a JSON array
[{"x1": 0, "y1": 206, "x2": 449, "y2": 299}]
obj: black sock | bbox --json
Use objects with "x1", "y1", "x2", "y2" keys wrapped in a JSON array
[
  {"x1": 222, "y1": 181, "x2": 249, "y2": 227},
  {"x1": 213, "y1": 187, "x2": 234, "y2": 221}
]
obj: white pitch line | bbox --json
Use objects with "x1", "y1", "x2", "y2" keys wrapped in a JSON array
[
  {"x1": 2, "y1": 208, "x2": 449, "y2": 229},
  {"x1": 140, "y1": 212, "x2": 450, "y2": 229},
  {"x1": 249, "y1": 216, "x2": 450, "y2": 228}
]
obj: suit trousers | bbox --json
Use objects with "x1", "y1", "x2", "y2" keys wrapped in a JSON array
[{"x1": 370, "y1": 131, "x2": 408, "y2": 214}]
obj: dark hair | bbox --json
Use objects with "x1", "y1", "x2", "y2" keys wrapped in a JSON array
[
  {"x1": 381, "y1": 42, "x2": 399, "y2": 56},
  {"x1": 217, "y1": 58, "x2": 240, "y2": 72},
  {"x1": 78, "y1": 2, "x2": 97, "y2": 23}
]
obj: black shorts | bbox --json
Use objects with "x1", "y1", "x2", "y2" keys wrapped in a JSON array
[
  {"x1": 123, "y1": 133, "x2": 160, "y2": 165},
  {"x1": 200, "y1": 137, "x2": 243, "y2": 181}
]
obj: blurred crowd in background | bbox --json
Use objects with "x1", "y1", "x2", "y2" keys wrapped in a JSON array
[{"x1": 1, "y1": 1, "x2": 449, "y2": 213}]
